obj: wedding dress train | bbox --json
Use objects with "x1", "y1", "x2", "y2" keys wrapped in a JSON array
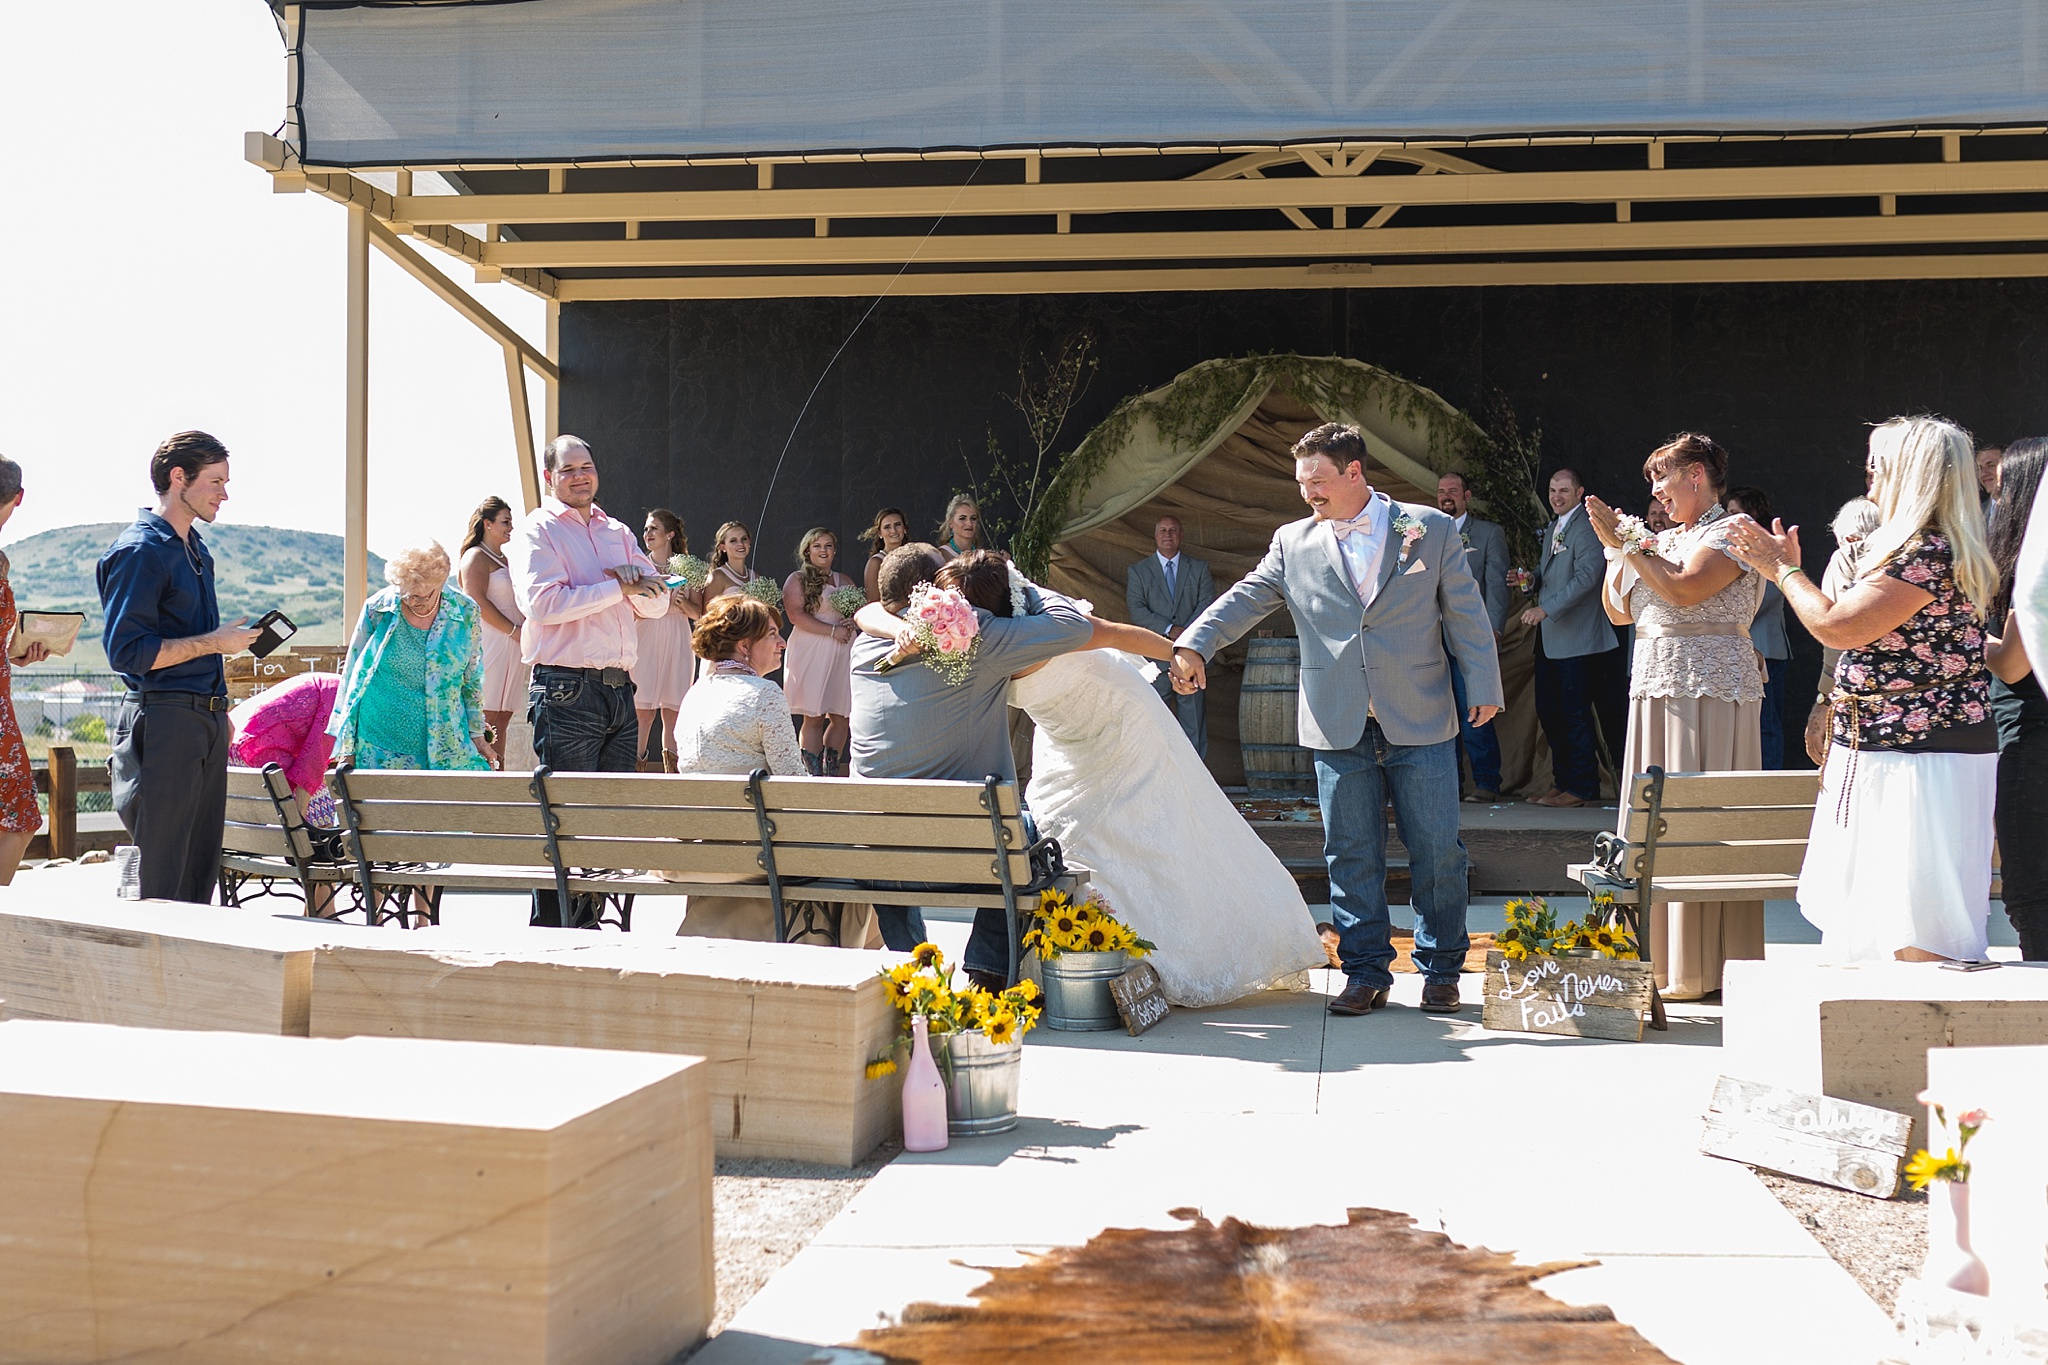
[{"x1": 1010, "y1": 650, "x2": 1325, "y2": 1007}]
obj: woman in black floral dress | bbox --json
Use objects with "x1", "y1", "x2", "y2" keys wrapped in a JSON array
[{"x1": 1728, "y1": 417, "x2": 1999, "y2": 962}]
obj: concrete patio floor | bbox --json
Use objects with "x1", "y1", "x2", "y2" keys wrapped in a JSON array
[{"x1": 690, "y1": 907, "x2": 1922, "y2": 1364}]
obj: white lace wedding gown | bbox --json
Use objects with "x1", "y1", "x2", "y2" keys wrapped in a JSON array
[{"x1": 1011, "y1": 650, "x2": 1325, "y2": 1007}]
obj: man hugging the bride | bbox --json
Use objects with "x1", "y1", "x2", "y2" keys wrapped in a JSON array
[{"x1": 851, "y1": 542, "x2": 1331, "y2": 1008}]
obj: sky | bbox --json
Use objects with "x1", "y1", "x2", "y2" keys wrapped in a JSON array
[{"x1": 0, "y1": 2, "x2": 545, "y2": 559}]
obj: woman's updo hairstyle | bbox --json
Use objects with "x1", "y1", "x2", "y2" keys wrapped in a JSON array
[
  {"x1": 1642, "y1": 432, "x2": 1730, "y2": 493},
  {"x1": 692, "y1": 595, "x2": 778, "y2": 661}
]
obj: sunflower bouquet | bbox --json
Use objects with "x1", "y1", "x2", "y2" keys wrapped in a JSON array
[
  {"x1": 1496, "y1": 894, "x2": 1639, "y2": 962},
  {"x1": 1021, "y1": 887, "x2": 1156, "y2": 961},
  {"x1": 865, "y1": 942, "x2": 1042, "y2": 1078}
]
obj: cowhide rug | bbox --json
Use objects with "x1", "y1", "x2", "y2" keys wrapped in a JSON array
[{"x1": 853, "y1": 1207, "x2": 1674, "y2": 1363}]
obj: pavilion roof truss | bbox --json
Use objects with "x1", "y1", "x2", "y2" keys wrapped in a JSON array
[{"x1": 249, "y1": 128, "x2": 2048, "y2": 301}]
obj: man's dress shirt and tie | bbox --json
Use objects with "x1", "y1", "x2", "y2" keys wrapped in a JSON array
[{"x1": 1126, "y1": 546, "x2": 1216, "y2": 755}]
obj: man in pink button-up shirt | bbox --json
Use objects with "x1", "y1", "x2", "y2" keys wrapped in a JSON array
[{"x1": 509, "y1": 434, "x2": 668, "y2": 927}]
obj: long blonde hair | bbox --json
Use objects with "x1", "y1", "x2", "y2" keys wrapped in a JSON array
[
  {"x1": 794, "y1": 526, "x2": 837, "y2": 613},
  {"x1": 1860, "y1": 416, "x2": 1997, "y2": 618},
  {"x1": 710, "y1": 519, "x2": 750, "y2": 571}
]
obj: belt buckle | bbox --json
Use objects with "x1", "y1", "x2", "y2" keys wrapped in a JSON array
[{"x1": 603, "y1": 667, "x2": 629, "y2": 688}]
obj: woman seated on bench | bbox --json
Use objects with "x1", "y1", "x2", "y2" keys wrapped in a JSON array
[{"x1": 668, "y1": 596, "x2": 878, "y2": 947}]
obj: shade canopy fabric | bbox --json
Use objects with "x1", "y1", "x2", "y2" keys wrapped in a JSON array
[
  {"x1": 1045, "y1": 357, "x2": 1550, "y2": 794},
  {"x1": 288, "y1": 0, "x2": 2048, "y2": 165}
]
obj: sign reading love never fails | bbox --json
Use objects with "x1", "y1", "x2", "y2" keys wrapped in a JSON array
[{"x1": 1481, "y1": 950, "x2": 1656, "y2": 1042}]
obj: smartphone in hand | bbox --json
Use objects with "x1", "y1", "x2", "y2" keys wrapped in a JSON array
[{"x1": 249, "y1": 610, "x2": 298, "y2": 659}]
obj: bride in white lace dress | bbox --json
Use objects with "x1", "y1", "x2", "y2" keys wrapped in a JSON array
[
  {"x1": 1012, "y1": 649, "x2": 1325, "y2": 1006},
  {"x1": 856, "y1": 552, "x2": 1323, "y2": 1007}
]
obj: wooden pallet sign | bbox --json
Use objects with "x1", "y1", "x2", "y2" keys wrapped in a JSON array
[
  {"x1": 1699, "y1": 1074, "x2": 1910, "y2": 1198},
  {"x1": 1481, "y1": 950, "x2": 1654, "y2": 1042},
  {"x1": 1109, "y1": 962, "x2": 1169, "y2": 1036}
]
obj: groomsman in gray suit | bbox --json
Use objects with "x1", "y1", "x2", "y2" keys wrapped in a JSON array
[
  {"x1": 1522, "y1": 469, "x2": 1622, "y2": 807},
  {"x1": 1173, "y1": 423, "x2": 1503, "y2": 1017},
  {"x1": 1126, "y1": 515, "x2": 1216, "y2": 756},
  {"x1": 1436, "y1": 472, "x2": 1510, "y2": 801}
]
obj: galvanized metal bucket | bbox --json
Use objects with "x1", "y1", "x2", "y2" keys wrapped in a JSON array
[
  {"x1": 942, "y1": 1029, "x2": 1021, "y2": 1136},
  {"x1": 1040, "y1": 950, "x2": 1128, "y2": 1031}
]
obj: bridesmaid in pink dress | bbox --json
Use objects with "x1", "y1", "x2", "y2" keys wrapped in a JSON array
[
  {"x1": 633, "y1": 508, "x2": 701, "y2": 771},
  {"x1": 456, "y1": 496, "x2": 524, "y2": 769},
  {"x1": 781, "y1": 528, "x2": 857, "y2": 775},
  {"x1": 0, "y1": 456, "x2": 49, "y2": 885}
]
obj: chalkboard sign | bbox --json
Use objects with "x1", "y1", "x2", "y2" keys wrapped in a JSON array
[
  {"x1": 1480, "y1": 951, "x2": 1654, "y2": 1042},
  {"x1": 1109, "y1": 962, "x2": 1169, "y2": 1036}
]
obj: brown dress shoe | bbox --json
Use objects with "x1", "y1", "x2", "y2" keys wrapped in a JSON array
[
  {"x1": 1419, "y1": 980, "x2": 1463, "y2": 1012},
  {"x1": 1315, "y1": 922, "x2": 1343, "y2": 970},
  {"x1": 1327, "y1": 980, "x2": 1390, "y2": 1016},
  {"x1": 1531, "y1": 790, "x2": 1588, "y2": 808},
  {"x1": 1462, "y1": 789, "x2": 1501, "y2": 804}
]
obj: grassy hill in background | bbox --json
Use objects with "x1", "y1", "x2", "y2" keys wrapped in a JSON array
[{"x1": 2, "y1": 523, "x2": 385, "y2": 674}]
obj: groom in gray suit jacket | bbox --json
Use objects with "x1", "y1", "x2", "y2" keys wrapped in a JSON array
[
  {"x1": 1126, "y1": 515, "x2": 1216, "y2": 756},
  {"x1": 1173, "y1": 423, "x2": 1503, "y2": 1017}
]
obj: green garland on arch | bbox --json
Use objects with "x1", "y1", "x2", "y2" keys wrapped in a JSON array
[{"x1": 1014, "y1": 353, "x2": 1544, "y2": 580}]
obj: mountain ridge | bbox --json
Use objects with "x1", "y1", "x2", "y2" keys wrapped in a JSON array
[{"x1": 2, "y1": 522, "x2": 387, "y2": 672}]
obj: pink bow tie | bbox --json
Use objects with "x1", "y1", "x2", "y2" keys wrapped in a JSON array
[{"x1": 1328, "y1": 513, "x2": 1374, "y2": 541}]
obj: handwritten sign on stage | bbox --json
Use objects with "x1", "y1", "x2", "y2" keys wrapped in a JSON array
[
  {"x1": 1481, "y1": 951, "x2": 1654, "y2": 1042},
  {"x1": 1109, "y1": 962, "x2": 1169, "y2": 1036},
  {"x1": 1699, "y1": 1075, "x2": 1910, "y2": 1198}
]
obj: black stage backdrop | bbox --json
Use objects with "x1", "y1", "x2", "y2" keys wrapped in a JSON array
[{"x1": 561, "y1": 278, "x2": 2048, "y2": 759}]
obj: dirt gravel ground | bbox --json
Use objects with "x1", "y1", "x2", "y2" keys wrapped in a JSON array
[
  {"x1": 1755, "y1": 1169, "x2": 1926, "y2": 1313},
  {"x1": 700, "y1": 1143, "x2": 901, "y2": 1341}
]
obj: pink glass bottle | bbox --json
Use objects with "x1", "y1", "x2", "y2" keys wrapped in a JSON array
[{"x1": 901, "y1": 1015, "x2": 949, "y2": 1152}]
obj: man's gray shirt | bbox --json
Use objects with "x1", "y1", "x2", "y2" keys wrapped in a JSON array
[{"x1": 849, "y1": 596, "x2": 1091, "y2": 782}]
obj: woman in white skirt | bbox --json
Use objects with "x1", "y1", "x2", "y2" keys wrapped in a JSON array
[
  {"x1": 456, "y1": 496, "x2": 524, "y2": 768},
  {"x1": 1727, "y1": 416, "x2": 1999, "y2": 962},
  {"x1": 1586, "y1": 433, "x2": 1766, "y2": 999},
  {"x1": 632, "y1": 508, "x2": 700, "y2": 772}
]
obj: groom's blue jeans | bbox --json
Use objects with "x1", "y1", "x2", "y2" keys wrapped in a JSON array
[
  {"x1": 1317, "y1": 719, "x2": 1471, "y2": 988},
  {"x1": 1448, "y1": 657, "x2": 1501, "y2": 794}
]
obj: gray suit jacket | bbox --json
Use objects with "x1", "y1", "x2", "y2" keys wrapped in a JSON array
[
  {"x1": 1459, "y1": 516, "x2": 1511, "y2": 634},
  {"x1": 1179, "y1": 498, "x2": 1504, "y2": 751},
  {"x1": 1126, "y1": 553, "x2": 1216, "y2": 639},
  {"x1": 1532, "y1": 506, "x2": 1619, "y2": 659}
]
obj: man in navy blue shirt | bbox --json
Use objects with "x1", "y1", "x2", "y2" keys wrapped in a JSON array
[{"x1": 97, "y1": 432, "x2": 259, "y2": 902}]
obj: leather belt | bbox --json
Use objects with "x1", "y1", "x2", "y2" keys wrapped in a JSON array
[
  {"x1": 536, "y1": 663, "x2": 632, "y2": 688},
  {"x1": 130, "y1": 690, "x2": 231, "y2": 712}
]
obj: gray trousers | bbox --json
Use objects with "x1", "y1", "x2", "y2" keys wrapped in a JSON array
[
  {"x1": 1151, "y1": 670, "x2": 1208, "y2": 758},
  {"x1": 111, "y1": 695, "x2": 232, "y2": 904}
]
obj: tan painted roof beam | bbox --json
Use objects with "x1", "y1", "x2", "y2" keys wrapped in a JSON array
[
  {"x1": 390, "y1": 159, "x2": 2048, "y2": 227},
  {"x1": 480, "y1": 209, "x2": 2048, "y2": 271},
  {"x1": 550, "y1": 252, "x2": 2048, "y2": 302}
]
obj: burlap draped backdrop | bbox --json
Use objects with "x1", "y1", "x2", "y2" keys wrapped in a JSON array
[{"x1": 1044, "y1": 356, "x2": 1550, "y2": 797}]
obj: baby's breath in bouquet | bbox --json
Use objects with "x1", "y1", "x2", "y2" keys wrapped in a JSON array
[
  {"x1": 741, "y1": 575, "x2": 784, "y2": 611},
  {"x1": 827, "y1": 584, "x2": 867, "y2": 619},
  {"x1": 666, "y1": 553, "x2": 711, "y2": 588}
]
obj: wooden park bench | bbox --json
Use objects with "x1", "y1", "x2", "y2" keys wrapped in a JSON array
[
  {"x1": 220, "y1": 765, "x2": 1063, "y2": 982},
  {"x1": 1569, "y1": 766, "x2": 2005, "y2": 1027}
]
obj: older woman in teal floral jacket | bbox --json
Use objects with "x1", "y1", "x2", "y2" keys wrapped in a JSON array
[{"x1": 328, "y1": 542, "x2": 493, "y2": 771}]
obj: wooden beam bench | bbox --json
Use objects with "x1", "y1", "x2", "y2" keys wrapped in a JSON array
[{"x1": 222, "y1": 765, "x2": 1062, "y2": 981}]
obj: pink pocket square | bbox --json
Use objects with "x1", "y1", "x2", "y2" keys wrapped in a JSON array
[{"x1": 1402, "y1": 559, "x2": 1428, "y2": 576}]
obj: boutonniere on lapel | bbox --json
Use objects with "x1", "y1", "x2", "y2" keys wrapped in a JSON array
[
  {"x1": 1460, "y1": 529, "x2": 1472, "y2": 549},
  {"x1": 1390, "y1": 511, "x2": 1427, "y2": 568},
  {"x1": 1549, "y1": 520, "x2": 1569, "y2": 555}
]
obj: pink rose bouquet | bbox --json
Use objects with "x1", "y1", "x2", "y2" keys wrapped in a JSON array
[{"x1": 880, "y1": 582, "x2": 982, "y2": 684}]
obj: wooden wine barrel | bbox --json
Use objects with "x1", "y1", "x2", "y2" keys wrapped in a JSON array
[{"x1": 1238, "y1": 636, "x2": 1315, "y2": 796}]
